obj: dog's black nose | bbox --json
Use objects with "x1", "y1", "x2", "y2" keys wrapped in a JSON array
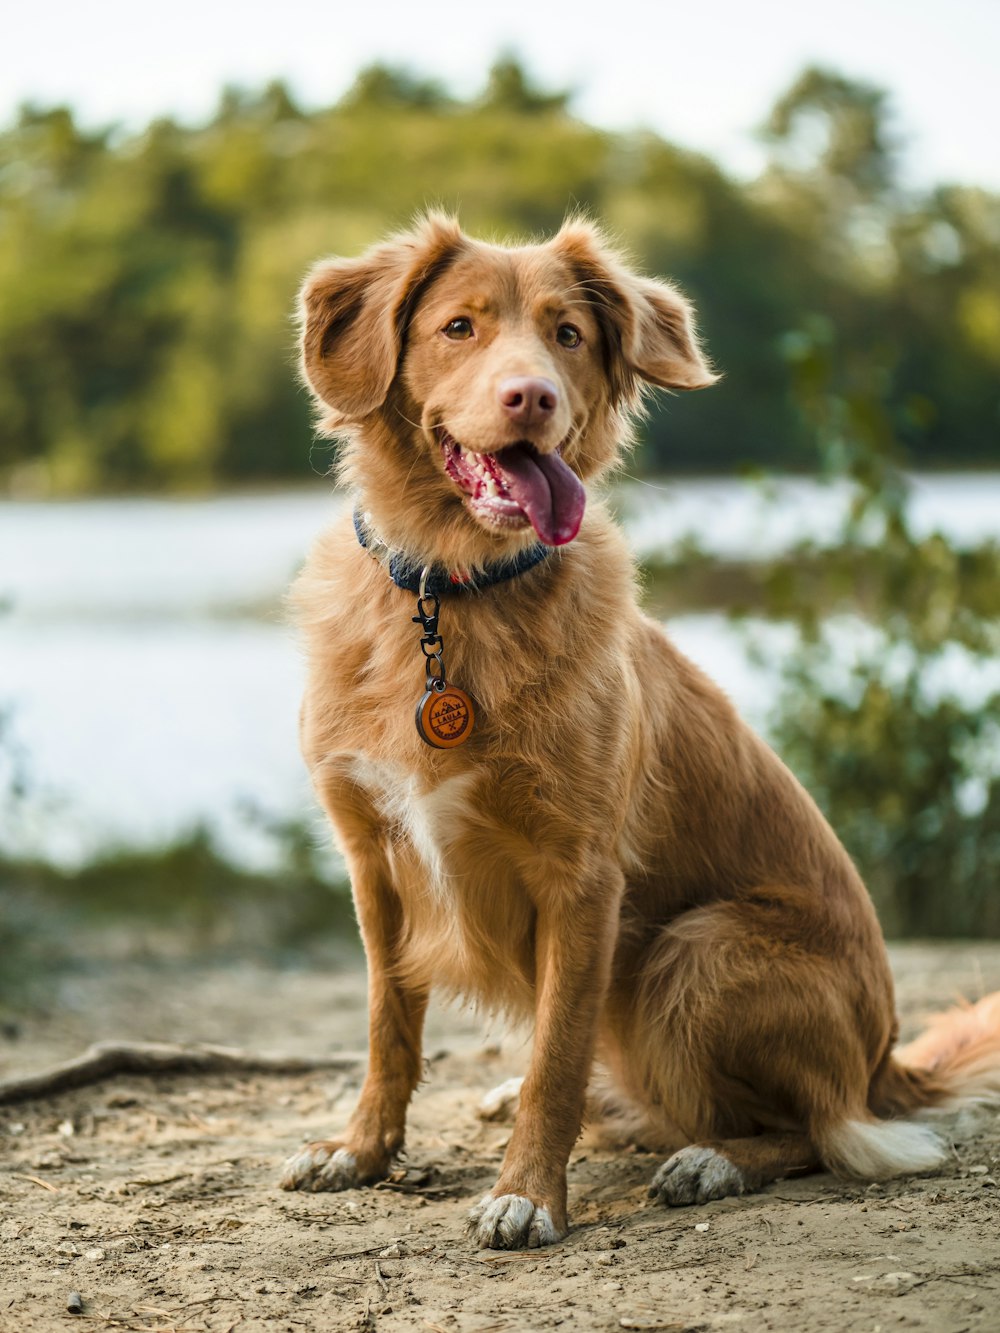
[{"x1": 498, "y1": 377, "x2": 559, "y2": 425}]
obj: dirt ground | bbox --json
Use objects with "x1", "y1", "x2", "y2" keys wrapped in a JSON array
[{"x1": 1, "y1": 941, "x2": 999, "y2": 1333}]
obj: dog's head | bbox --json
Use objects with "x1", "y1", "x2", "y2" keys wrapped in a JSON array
[{"x1": 300, "y1": 214, "x2": 716, "y2": 565}]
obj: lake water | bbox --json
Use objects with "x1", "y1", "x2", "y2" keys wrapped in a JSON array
[{"x1": 2, "y1": 474, "x2": 998, "y2": 867}]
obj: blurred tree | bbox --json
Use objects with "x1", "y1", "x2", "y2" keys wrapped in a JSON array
[
  {"x1": 481, "y1": 55, "x2": 571, "y2": 114},
  {"x1": 762, "y1": 66, "x2": 898, "y2": 203},
  {"x1": 342, "y1": 64, "x2": 452, "y2": 110},
  {"x1": 0, "y1": 60, "x2": 996, "y2": 493},
  {"x1": 886, "y1": 185, "x2": 1000, "y2": 466}
]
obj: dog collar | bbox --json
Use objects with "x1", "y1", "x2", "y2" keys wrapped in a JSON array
[{"x1": 353, "y1": 509, "x2": 552, "y2": 595}]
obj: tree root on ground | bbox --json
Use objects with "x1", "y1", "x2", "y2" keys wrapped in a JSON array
[{"x1": 0, "y1": 1040, "x2": 364, "y2": 1105}]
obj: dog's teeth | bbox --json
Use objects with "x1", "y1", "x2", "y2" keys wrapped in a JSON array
[{"x1": 485, "y1": 478, "x2": 499, "y2": 498}]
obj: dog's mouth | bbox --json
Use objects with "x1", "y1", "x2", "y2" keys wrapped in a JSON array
[{"x1": 439, "y1": 430, "x2": 586, "y2": 547}]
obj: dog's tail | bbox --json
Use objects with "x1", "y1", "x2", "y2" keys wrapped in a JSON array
[{"x1": 818, "y1": 990, "x2": 1000, "y2": 1179}]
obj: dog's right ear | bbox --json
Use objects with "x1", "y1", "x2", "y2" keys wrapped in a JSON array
[{"x1": 300, "y1": 214, "x2": 465, "y2": 424}]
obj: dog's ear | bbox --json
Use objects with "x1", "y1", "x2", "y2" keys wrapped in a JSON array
[
  {"x1": 553, "y1": 220, "x2": 718, "y2": 406},
  {"x1": 300, "y1": 213, "x2": 466, "y2": 422}
]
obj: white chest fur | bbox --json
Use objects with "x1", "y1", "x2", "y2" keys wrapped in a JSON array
[{"x1": 346, "y1": 754, "x2": 477, "y2": 893}]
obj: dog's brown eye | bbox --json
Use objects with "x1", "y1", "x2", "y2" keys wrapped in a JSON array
[
  {"x1": 443, "y1": 318, "x2": 474, "y2": 340},
  {"x1": 556, "y1": 324, "x2": 582, "y2": 348}
]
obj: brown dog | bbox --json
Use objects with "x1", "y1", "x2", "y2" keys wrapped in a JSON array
[{"x1": 280, "y1": 215, "x2": 1000, "y2": 1248}]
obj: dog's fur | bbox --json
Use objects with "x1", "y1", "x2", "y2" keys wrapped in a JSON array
[{"x1": 280, "y1": 215, "x2": 1000, "y2": 1248}]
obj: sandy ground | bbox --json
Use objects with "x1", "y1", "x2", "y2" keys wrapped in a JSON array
[{"x1": 1, "y1": 941, "x2": 999, "y2": 1333}]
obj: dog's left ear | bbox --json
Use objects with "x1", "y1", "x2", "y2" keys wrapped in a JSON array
[
  {"x1": 553, "y1": 220, "x2": 719, "y2": 406},
  {"x1": 300, "y1": 213, "x2": 466, "y2": 424}
]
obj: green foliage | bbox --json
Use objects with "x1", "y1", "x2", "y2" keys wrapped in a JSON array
[
  {"x1": 0, "y1": 60, "x2": 997, "y2": 494},
  {"x1": 762, "y1": 65, "x2": 899, "y2": 204},
  {"x1": 481, "y1": 56, "x2": 572, "y2": 115},
  {"x1": 762, "y1": 322, "x2": 1000, "y2": 936}
]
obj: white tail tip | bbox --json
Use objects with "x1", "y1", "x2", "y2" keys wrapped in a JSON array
[{"x1": 822, "y1": 1118, "x2": 947, "y2": 1179}]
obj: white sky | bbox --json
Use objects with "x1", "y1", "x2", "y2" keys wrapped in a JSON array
[{"x1": 3, "y1": 0, "x2": 999, "y2": 191}]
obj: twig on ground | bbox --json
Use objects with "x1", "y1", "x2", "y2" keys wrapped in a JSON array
[
  {"x1": 909, "y1": 1271, "x2": 999, "y2": 1292},
  {"x1": 474, "y1": 1251, "x2": 550, "y2": 1264},
  {"x1": 321, "y1": 1245, "x2": 398, "y2": 1263},
  {"x1": 123, "y1": 1175, "x2": 189, "y2": 1189},
  {"x1": 767, "y1": 1194, "x2": 836, "y2": 1204},
  {"x1": 12, "y1": 1173, "x2": 60, "y2": 1192},
  {"x1": 0, "y1": 1041, "x2": 365, "y2": 1105},
  {"x1": 373, "y1": 1180, "x2": 456, "y2": 1197}
]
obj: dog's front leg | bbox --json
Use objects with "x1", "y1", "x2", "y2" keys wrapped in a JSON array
[
  {"x1": 469, "y1": 862, "x2": 623, "y2": 1248},
  {"x1": 281, "y1": 789, "x2": 428, "y2": 1193}
]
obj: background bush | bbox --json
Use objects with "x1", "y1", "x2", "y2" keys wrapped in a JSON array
[{"x1": 759, "y1": 323, "x2": 1000, "y2": 936}]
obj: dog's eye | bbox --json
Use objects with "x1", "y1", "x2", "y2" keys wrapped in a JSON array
[
  {"x1": 556, "y1": 324, "x2": 582, "y2": 349},
  {"x1": 443, "y1": 318, "x2": 474, "y2": 340}
]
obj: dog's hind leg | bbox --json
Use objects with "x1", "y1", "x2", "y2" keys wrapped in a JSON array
[
  {"x1": 649, "y1": 1133, "x2": 819, "y2": 1205},
  {"x1": 618, "y1": 889, "x2": 899, "y2": 1208}
]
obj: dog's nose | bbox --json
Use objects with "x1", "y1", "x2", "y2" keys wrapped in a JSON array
[{"x1": 498, "y1": 377, "x2": 559, "y2": 426}]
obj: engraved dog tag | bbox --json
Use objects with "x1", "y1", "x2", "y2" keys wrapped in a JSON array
[{"x1": 416, "y1": 686, "x2": 475, "y2": 748}]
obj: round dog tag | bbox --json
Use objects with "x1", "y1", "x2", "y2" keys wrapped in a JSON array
[{"x1": 416, "y1": 686, "x2": 475, "y2": 748}]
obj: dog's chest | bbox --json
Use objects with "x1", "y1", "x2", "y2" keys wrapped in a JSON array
[
  {"x1": 344, "y1": 752, "x2": 536, "y2": 1007},
  {"x1": 346, "y1": 754, "x2": 477, "y2": 891}
]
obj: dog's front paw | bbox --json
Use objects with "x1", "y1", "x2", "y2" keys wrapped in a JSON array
[
  {"x1": 648, "y1": 1145, "x2": 746, "y2": 1206},
  {"x1": 467, "y1": 1192, "x2": 566, "y2": 1249},
  {"x1": 279, "y1": 1143, "x2": 362, "y2": 1193}
]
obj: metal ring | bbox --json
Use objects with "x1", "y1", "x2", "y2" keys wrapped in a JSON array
[{"x1": 419, "y1": 565, "x2": 432, "y2": 600}]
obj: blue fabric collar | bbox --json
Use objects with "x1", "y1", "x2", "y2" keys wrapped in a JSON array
[{"x1": 353, "y1": 509, "x2": 552, "y2": 595}]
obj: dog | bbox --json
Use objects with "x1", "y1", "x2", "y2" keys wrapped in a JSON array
[{"x1": 280, "y1": 214, "x2": 1000, "y2": 1249}]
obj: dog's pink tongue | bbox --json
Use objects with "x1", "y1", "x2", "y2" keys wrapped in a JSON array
[{"x1": 493, "y1": 445, "x2": 586, "y2": 546}]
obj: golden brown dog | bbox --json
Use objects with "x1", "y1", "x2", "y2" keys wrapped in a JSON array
[{"x1": 280, "y1": 215, "x2": 1000, "y2": 1248}]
